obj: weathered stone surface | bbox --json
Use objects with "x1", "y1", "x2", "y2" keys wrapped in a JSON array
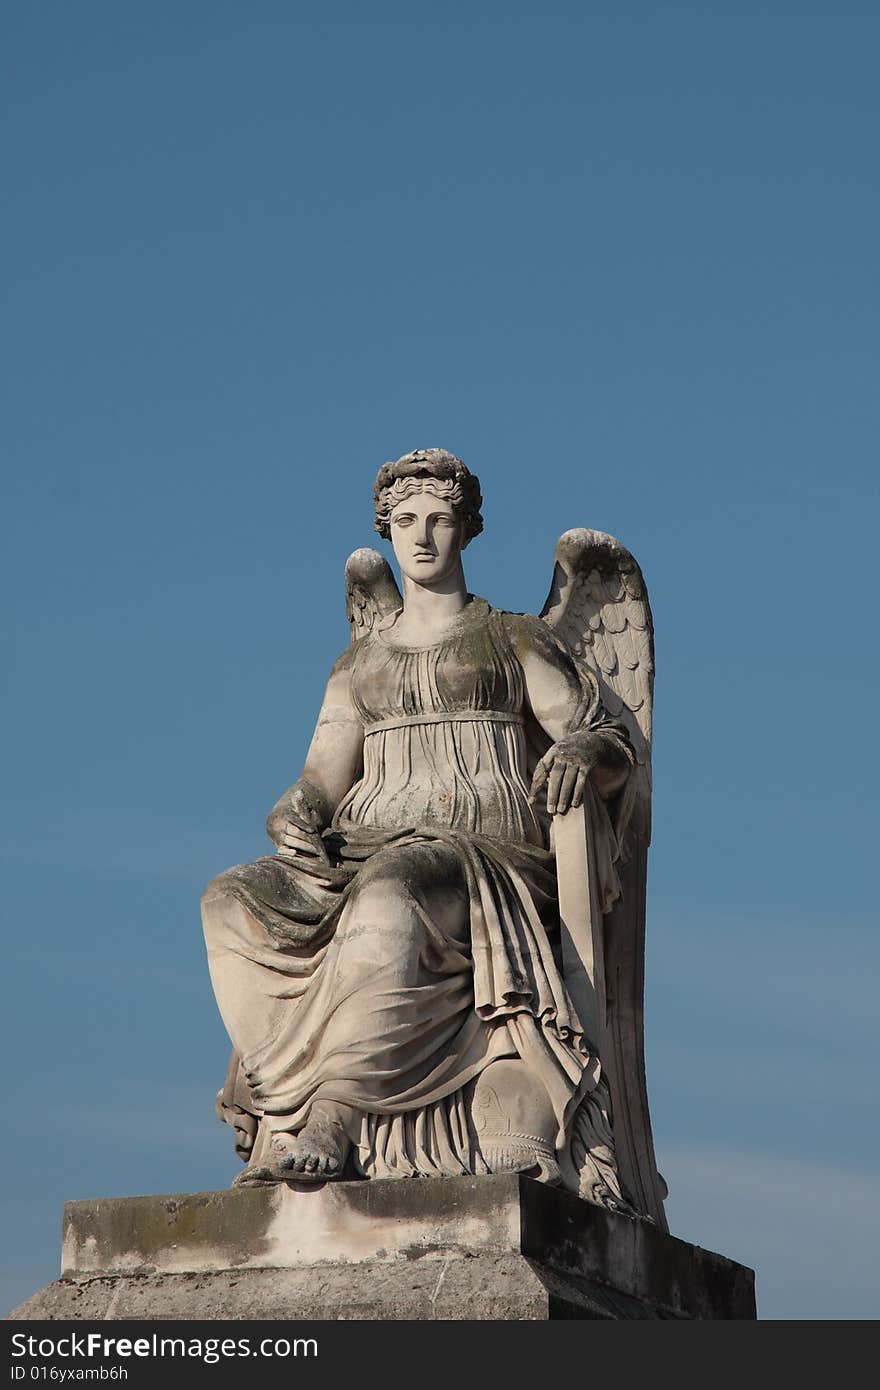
[
  {"x1": 9, "y1": 1176, "x2": 756, "y2": 1321},
  {"x1": 9, "y1": 1259, "x2": 654, "y2": 1322},
  {"x1": 203, "y1": 452, "x2": 668, "y2": 1227}
]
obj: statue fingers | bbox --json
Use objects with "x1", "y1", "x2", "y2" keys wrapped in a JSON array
[
  {"x1": 545, "y1": 762, "x2": 565, "y2": 815},
  {"x1": 528, "y1": 752, "x2": 553, "y2": 801},
  {"x1": 280, "y1": 824, "x2": 311, "y2": 851},
  {"x1": 308, "y1": 835, "x2": 330, "y2": 862},
  {"x1": 281, "y1": 824, "x2": 329, "y2": 860},
  {"x1": 570, "y1": 769, "x2": 588, "y2": 808},
  {"x1": 556, "y1": 763, "x2": 579, "y2": 814}
]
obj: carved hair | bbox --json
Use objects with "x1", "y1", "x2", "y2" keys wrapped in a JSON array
[{"x1": 373, "y1": 448, "x2": 484, "y2": 542}]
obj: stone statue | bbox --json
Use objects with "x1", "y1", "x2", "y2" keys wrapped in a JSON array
[{"x1": 202, "y1": 448, "x2": 667, "y2": 1226}]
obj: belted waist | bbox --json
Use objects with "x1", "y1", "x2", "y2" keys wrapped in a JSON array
[{"x1": 364, "y1": 710, "x2": 525, "y2": 736}]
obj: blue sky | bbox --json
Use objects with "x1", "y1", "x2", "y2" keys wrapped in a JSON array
[{"x1": 3, "y1": 1, "x2": 878, "y2": 1319}]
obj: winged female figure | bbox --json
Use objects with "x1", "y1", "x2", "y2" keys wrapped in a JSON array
[{"x1": 203, "y1": 448, "x2": 666, "y2": 1224}]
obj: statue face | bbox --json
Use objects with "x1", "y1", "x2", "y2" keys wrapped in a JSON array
[{"x1": 389, "y1": 490, "x2": 465, "y2": 585}]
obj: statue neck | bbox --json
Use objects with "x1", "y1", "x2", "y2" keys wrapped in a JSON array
[{"x1": 399, "y1": 562, "x2": 469, "y2": 632}]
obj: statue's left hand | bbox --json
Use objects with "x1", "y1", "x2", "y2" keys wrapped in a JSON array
[{"x1": 529, "y1": 732, "x2": 613, "y2": 815}]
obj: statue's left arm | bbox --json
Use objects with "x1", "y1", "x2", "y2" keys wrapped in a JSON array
[{"x1": 510, "y1": 616, "x2": 633, "y2": 814}]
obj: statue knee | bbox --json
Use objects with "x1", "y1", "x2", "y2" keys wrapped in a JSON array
[
  {"x1": 202, "y1": 871, "x2": 227, "y2": 906},
  {"x1": 201, "y1": 871, "x2": 237, "y2": 930},
  {"x1": 349, "y1": 873, "x2": 412, "y2": 916},
  {"x1": 335, "y1": 867, "x2": 420, "y2": 952},
  {"x1": 354, "y1": 847, "x2": 419, "y2": 901}
]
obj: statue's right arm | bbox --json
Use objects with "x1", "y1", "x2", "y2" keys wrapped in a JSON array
[{"x1": 266, "y1": 650, "x2": 365, "y2": 849}]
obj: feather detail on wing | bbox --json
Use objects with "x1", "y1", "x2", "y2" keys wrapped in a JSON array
[
  {"x1": 540, "y1": 528, "x2": 654, "y2": 832},
  {"x1": 345, "y1": 548, "x2": 403, "y2": 642}
]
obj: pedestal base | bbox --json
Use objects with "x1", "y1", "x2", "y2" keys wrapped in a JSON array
[{"x1": 10, "y1": 1175, "x2": 756, "y2": 1320}]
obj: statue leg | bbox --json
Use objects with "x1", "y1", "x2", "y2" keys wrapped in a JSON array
[
  {"x1": 265, "y1": 846, "x2": 470, "y2": 1181},
  {"x1": 204, "y1": 844, "x2": 473, "y2": 1184},
  {"x1": 202, "y1": 884, "x2": 348, "y2": 1184}
]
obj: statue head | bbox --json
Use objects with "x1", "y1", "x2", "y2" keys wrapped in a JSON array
[{"x1": 373, "y1": 449, "x2": 484, "y2": 544}]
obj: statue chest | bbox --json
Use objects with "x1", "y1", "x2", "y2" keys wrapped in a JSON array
[{"x1": 351, "y1": 616, "x2": 523, "y2": 723}]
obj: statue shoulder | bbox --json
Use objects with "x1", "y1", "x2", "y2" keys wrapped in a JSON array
[
  {"x1": 329, "y1": 635, "x2": 370, "y2": 680},
  {"x1": 497, "y1": 609, "x2": 574, "y2": 669}
]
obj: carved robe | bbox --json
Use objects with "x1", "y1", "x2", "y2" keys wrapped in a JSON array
[{"x1": 202, "y1": 598, "x2": 630, "y2": 1194}]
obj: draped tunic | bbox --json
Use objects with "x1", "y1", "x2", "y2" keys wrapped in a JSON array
[
  {"x1": 203, "y1": 597, "x2": 628, "y2": 1187},
  {"x1": 339, "y1": 598, "x2": 544, "y2": 845}
]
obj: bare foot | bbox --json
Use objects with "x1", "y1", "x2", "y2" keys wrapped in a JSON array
[
  {"x1": 232, "y1": 1164, "x2": 277, "y2": 1188},
  {"x1": 270, "y1": 1110, "x2": 351, "y2": 1181}
]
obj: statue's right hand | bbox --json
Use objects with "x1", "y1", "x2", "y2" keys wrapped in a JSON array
[
  {"x1": 278, "y1": 819, "x2": 330, "y2": 861},
  {"x1": 269, "y1": 781, "x2": 330, "y2": 860}
]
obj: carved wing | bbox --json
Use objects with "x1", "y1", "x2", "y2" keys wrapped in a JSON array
[
  {"x1": 345, "y1": 547, "x2": 402, "y2": 642},
  {"x1": 540, "y1": 529, "x2": 667, "y2": 1228},
  {"x1": 540, "y1": 528, "x2": 653, "y2": 829}
]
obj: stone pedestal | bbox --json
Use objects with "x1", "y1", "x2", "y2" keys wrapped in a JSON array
[{"x1": 10, "y1": 1175, "x2": 755, "y2": 1321}]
